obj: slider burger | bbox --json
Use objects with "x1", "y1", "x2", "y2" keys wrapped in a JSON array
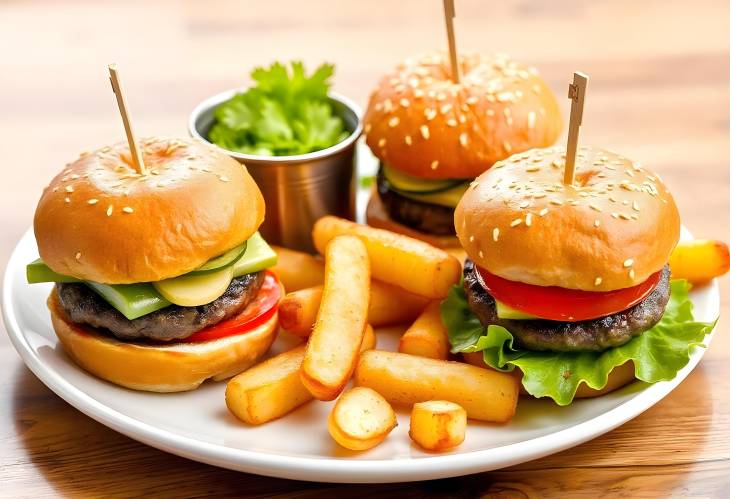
[
  {"x1": 442, "y1": 146, "x2": 714, "y2": 404},
  {"x1": 363, "y1": 52, "x2": 562, "y2": 247},
  {"x1": 27, "y1": 138, "x2": 281, "y2": 392}
]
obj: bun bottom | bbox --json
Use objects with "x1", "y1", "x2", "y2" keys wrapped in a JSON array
[
  {"x1": 49, "y1": 291, "x2": 278, "y2": 392},
  {"x1": 366, "y1": 191, "x2": 460, "y2": 249},
  {"x1": 461, "y1": 352, "x2": 636, "y2": 399}
]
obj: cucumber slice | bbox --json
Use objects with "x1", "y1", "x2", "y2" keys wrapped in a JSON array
[
  {"x1": 231, "y1": 232, "x2": 278, "y2": 276},
  {"x1": 396, "y1": 182, "x2": 469, "y2": 208},
  {"x1": 189, "y1": 242, "x2": 247, "y2": 275},
  {"x1": 27, "y1": 258, "x2": 81, "y2": 283},
  {"x1": 382, "y1": 163, "x2": 463, "y2": 194},
  {"x1": 87, "y1": 282, "x2": 171, "y2": 320},
  {"x1": 495, "y1": 299, "x2": 540, "y2": 320},
  {"x1": 154, "y1": 266, "x2": 234, "y2": 307}
]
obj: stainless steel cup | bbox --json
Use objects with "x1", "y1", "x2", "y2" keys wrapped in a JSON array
[{"x1": 188, "y1": 89, "x2": 362, "y2": 253}]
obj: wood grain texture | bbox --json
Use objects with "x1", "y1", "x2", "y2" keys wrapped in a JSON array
[{"x1": 1, "y1": 0, "x2": 729, "y2": 496}]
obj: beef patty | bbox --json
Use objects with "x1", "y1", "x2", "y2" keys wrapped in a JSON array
[
  {"x1": 56, "y1": 271, "x2": 264, "y2": 342},
  {"x1": 463, "y1": 260, "x2": 671, "y2": 352},
  {"x1": 376, "y1": 167, "x2": 456, "y2": 236}
]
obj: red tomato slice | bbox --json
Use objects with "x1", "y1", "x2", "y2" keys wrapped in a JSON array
[
  {"x1": 183, "y1": 271, "x2": 282, "y2": 343},
  {"x1": 476, "y1": 266, "x2": 661, "y2": 322}
]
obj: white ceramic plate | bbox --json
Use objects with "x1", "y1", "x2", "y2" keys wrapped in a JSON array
[{"x1": 3, "y1": 225, "x2": 719, "y2": 483}]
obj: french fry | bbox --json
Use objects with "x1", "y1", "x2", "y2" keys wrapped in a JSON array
[
  {"x1": 280, "y1": 281, "x2": 428, "y2": 337},
  {"x1": 669, "y1": 239, "x2": 729, "y2": 284},
  {"x1": 312, "y1": 216, "x2": 461, "y2": 299},
  {"x1": 398, "y1": 301, "x2": 449, "y2": 360},
  {"x1": 271, "y1": 245, "x2": 325, "y2": 292},
  {"x1": 328, "y1": 387, "x2": 397, "y2": 451},
  {"x1": 225, "y1": 325, "x2": 376, "y2": 425},
  {"x1": 354, "y1": 350, "x2": 519, "y2": 423},
  {"x1": 301, "y1": 235, "x2": 371, "y2": 401},
  {"x1": 409, "y1": 400, "x2": 467, "y2": 451}
]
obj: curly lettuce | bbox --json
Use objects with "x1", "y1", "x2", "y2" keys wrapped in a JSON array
[{"x1": 441, "y1": 280, "x2": 715, "y2": 406}]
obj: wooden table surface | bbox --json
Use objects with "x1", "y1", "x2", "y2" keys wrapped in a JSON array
[{"x1": 2, "y1": 1, "x2": 729, "y2": 496}]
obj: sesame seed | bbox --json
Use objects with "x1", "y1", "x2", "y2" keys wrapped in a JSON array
[
  {"x1": 219, "y1": 175, "x2": 230, "y2": 182},
  {"x1": 611, "y1": 212, "x2": 619, "y2": 218},
  {"x1": 400, "y1": 98, "x2": 410, "y2": 108},
  {"x1": 632, "y1": 201, "x2": 640, "y2": 211},
  {"x1": 519, "y1": 200, "x2": 530, "y2": 208},
  {"x1": 87, "y1": 199, "x2": 98, "y2": 205},
  {"x1": 525, "y1": 166, "x2": 540, "y2": 173},
  {"x1": 425, "y1": 108, "x2": 437, "y2": 121},
  {"x1": 525, "y1": 213, "x2": 533, "y2": 226},
  {"x1": 623, "y1": 258, "x2": 634, "y2": 268},
  {"x1": 430, "y1": 160, "x2": 439, "y2": 170},
  {"x1": 503, "y1": 141, "x2": 512, "y2": 153},
  {"x1": 364, "y1": 123, "x2": 372, "y2": 134},
  {"x1": 65, "y1": 185, "x2": 74, "y2": 193},
  {"x1": 106, "y1": 205, "x2": 113, "y2": 216},
  {"x1": 122, "y1": 206, "x2": 134, "y2": 214},
  {"x1": 75, "y1": 252, "x2": 81, "y2": 261},
  {"x1": 479, "y1": 250, "x2": 484, "y2": 258},
  {"x1": 440, "y1": 104, "x2": 452, "y2": 114},
  {"x1": 629, "y1": 269, "x2": 636, "y2": 280},
  {"x1": 550, "y1": 199, "x2": 564, "y2": 206},
  {"x1": 420, "y1": 125, "x2": 430, "y2": 140},
  {"x1": 469, "y1": 235, "x2": 475, "y2": 243},
  {"x1": 378, "y1": 138, "x2": 386, "y2": 148},
  {"x1": 64, "y1": 197, "x2": 71, "y2": 203},
  {"x1": 447, "y1": 118, "x2": 457, "y2": 127},
  {"x1": 493, "y1": 228, "x2": 500, "y2": 241},
  {"x1": 594, "y1": 219, "x2": 601, "y2": 227},
  {"x1": 388, "y1": 116, "x2": 399, "y2": 128},
  {"x1": 404, "y1": 135, "x2": 412, "y2": 146},
  {"x1": 414, "y1": 89, "x2": 424, "y2": 98},
  {"x1": 539, "y1": 208, "x2": 549, "y2": 217},
  {"x1": 486, "y1": 109, "x2": 495, "y2": 116},
  {"x1": 527, "y1": 111, "x2": 536, "y2": 129},
  {"x1": 510, "y1": 218, "x2": 522, "y2": 227},
  {"x1": 619, "y1": 213, "x2": 631, "y2": 220},
  {"x1": 589, "y1": 203, "x2": 602, "y2": 212},
  {"x1": 466, "y1": 96, "x2": 478, "y2": 105},
  {"x1": 594, "y1": 277, "x2": 602, "y2": 286},
  {"x1": 459, "y1": 133, "x2": 468, "y2": 147},
  {"x1": 383, "y1": 99, "x2": 392, "y2": 112},
  {"x1": 436, "y1": 92, "x2": 446, "y2": 101}
]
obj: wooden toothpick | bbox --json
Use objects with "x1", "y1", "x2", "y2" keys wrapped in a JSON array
[
  {"x1": 442, "y1": 0, "x2": 460, "y2": 84},
  {"x1": 563, "y1": 72, "x2": 588, "y2": 186},
  {"x1": 108, "y1": 64, "x2": 147, "y2": 175}
]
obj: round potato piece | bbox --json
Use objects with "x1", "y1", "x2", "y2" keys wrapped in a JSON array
[
  {"x1": 328, "y1": 387, "x2": 397, "y2": 451},
  {"x1": 409, "y1": 400, "x2": 466, "y2": 451}
]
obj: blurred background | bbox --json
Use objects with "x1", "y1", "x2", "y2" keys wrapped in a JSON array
[{"x1": 1, "y1": 1, "x2": 729, "y2": 496}]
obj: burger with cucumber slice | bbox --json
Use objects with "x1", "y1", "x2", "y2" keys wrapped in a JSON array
[
  {"x1": 28, "y1": 137, "x2": 281, "y2": 392},
  {"x1": 441, "y1": 146, "x2": 715, "y2": 405},
  {"x1": 363, "y1": 52, "x2": 563, "y2": 247}
]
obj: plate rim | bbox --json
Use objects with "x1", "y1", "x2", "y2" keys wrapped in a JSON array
[{"x1": 2, "y1": 227, "x2": 719, "y2": 483}]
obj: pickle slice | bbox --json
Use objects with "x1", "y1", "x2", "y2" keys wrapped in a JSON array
[
  {"x1": 189, "y1": 242, "x2": 247, "y2": 275},
  {"x1": 153, "y1": 266, "x2": 235, "y2": 307}
]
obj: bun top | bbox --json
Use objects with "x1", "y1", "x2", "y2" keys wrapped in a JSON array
[
  {"x1": 455, "y1": 146, "x2": 680, "y2": 291},
  {"x1": 363, "y1": 52, "x2": 562, "y2": 180},
  {"x1": 34, "y1": 137, "x2": 265, "y2": 284}
]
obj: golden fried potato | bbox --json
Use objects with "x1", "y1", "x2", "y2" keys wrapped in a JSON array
[
  {"x1": 328, "y1": 387, "x2": 397, "y2": 451},
  {"x1": 311, "y1": 216, "x2": 460, "y2": 299},
  {"x1": 669, "y1": 239, "x2": 729, "y2": 283},
  {"x1": 271, "y1": 245, "x2": 325, "y2": 292},
  {"x1": 398, "y1": 301, "x2": 449, "y2": 360},
  {"x1": 301, "y1": 235, "x2": 371, "y2": 400},
  {"x1": 354, "y1": 350, "x2": 519, "y2": 423},
  {"x1": 409, "y1": 400, "x2": 467, "y2": 451}
]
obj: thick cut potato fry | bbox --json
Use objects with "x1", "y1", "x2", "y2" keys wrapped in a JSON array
[
  {"x1": 301, "y1": 235, "x2": 371, "y2": 400},
  {"x1": 354, "y1": 350, "x2": 519, "y2": 423},
  {"x1": 312, "y1": 216, "x2": 460, "y2": 299},
  {"x1": 280, "y1": 281, "x2": 427, "y2": 337},
  {"x1": 409, "y1": 400, "x2": 467, "y2": 451},
  {"x1": 398, "y1": 301, "x2": 449, "y2": 360},
  {"x1": 271, "y1": 245, "x2": 325, "y2": 292},
  {"x1": 328, "y1": 387, "x2": 397, "y2": 451},
  {"x1": 226, "y1": 325, "x2": 376, "y2": 425},
  {"x1": 669, "y1": 239, "x2": 729, "y2": 284}
]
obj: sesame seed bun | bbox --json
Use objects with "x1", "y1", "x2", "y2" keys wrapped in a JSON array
[
  {"x1": 48, "y1": 290, "x2": 278, "y2": 392},
  {"x1": 455, "y1": 146, "x2": 680, "y2": 291},
  {"x1": 363, "y1": 52, "x2": 562, "y2": 180},
  {"x1": 34, "y1": 137, "x2": 265, "y2": 284},
  {"x1": 365, "y1": 188, "x2": 460, "y2": 248}
]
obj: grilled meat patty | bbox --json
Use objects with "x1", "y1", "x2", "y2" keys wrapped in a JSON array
[
  {"x1": 56, "y1": 271, "x2": 264, "y2": 342},
  {"x1": 463, "y1": 260, "x2": 671, "y2": 352},
  {"x1": 376, "y1": 168, "x2": 456, "y2": 236}
]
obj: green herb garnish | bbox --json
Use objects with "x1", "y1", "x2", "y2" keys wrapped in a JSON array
[{"x1": 208, "y1": 61, "x2": 349, "y2": 156}]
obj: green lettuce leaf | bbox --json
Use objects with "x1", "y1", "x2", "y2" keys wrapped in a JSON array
[
  {"x1": 207, "y1": 61, "x2": 347, "y2": 156},
  {"x1": 441, "y1": 280, "x2": 715, "y2": 406}
]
